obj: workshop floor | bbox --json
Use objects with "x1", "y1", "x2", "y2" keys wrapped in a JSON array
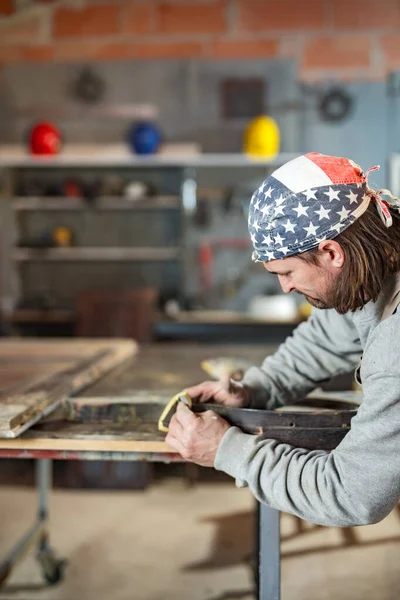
[{"x1": 0, "y1": 480, "x2": 399, "y2": 600}]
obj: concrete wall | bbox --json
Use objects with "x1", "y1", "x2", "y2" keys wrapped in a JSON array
[{"x1": 2, "y1": 55, "x2": 398, "y2": 311}]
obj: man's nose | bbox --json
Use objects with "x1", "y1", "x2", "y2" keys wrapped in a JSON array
[{"x1": 279, "y1": 277, "x2": 294, "y2": 294}]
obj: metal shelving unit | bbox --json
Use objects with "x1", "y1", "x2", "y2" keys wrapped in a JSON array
[
  {"x1": 12, "y1": 195, "x2": 180, "y2": 211},
  {"x1": 0, "y1": 150, "x2": 298, "y2": 332},
  {"x1": 13, "y1": 247, "x2": 181, "y2": 262},
  {"x1": 0, "y1": 149, "x2": 298, "y2": 168}
]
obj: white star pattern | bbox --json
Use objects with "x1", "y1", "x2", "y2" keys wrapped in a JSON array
[
  {"x1": 337, "y1": 206, "x2": 350, "y2": 220},
  {"x1": 303, "y1": 222, "x2": 318, "y2": 237},
  {"x1": 293, "y1": 203, "x2": 309, "y2": 217},
  {"x1": 315, "y1": 205, "x2": 331, "y2": 221},
  {"x1": 283, "y1": 219, "x2": 296, "y2": 233},
  {"x1": 274, "y1": 204, "x2": 285, "y2": 217},
  {"x1": 331, "y1": 222, "x2": 343, "y2": 234},
  {"x1": 261, "y1": 205, "x2": 270, "y2": 218},
  {"x1": 264, "y1": 186, "x2": 273, "y2": 199},
  {"x1": 262, "y1": 234, "x2": 272, "y2": 245},
  {"x1": 248, "y1": 171, "x2": 365, "y2": 261},
  {"x1": 325, "y1": 187, "x2": 340, "y2": 202},
  {"x1": 304, "y1": 189, "x2": 317, "y2": 201},
  {"x1": 346, "y1": 190, "x2": 358, "y2": 205}
]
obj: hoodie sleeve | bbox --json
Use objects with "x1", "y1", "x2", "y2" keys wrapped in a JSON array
[
  {"x1": 215, "y1": 315, "x2": 400, "y2": 527},
  {"x1": 242, "y1": 308, "x2": 363, "y2": 410}
]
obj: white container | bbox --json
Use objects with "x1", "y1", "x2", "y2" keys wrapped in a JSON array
[{"x1": 248, "y1": 295, "x2": 298, "y2": 322}]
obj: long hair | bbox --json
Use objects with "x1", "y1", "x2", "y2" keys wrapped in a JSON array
[{"x1": 298, "y1": 199, "x2": 400, "y2": 313}]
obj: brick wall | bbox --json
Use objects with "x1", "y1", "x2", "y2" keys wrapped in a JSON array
[{"x1": 0, "y1": 0, "x2": 399, "y2": 81}]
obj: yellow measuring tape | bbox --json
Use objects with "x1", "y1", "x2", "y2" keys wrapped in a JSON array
[{"x1": 157, "y1": 391, "x2": 192, "y2": 432}]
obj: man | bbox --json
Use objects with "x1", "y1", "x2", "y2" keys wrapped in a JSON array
[{"x1": 166, "y1": 152, "x2": 400, "y2": 527}]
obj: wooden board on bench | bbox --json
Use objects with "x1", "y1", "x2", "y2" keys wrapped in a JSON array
[{"x1": 0, "y1": 339, "x2": 137, "y2": 438}]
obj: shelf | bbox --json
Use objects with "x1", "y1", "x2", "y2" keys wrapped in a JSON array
[
  {"x1": 12, "y1": 247, "x2": 180, "y2": 262},
  {"x1": 0, "y1": 149, "x2": 299, "y2": 169},
  {"x1": 12, "y1": 196, "x2": 180, "y2": 211},
  {"x1": 11, "y1": 309, "x2": 76, "y2": 323},
  {"x1": 168, "y1": 310, "x2": 301, "y2": 325},
  {"x1": 154, "y1": 319, "x2": 299, "y2": 344}
]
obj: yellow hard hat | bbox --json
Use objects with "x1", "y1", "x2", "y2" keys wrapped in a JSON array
[
  {"x1": 243, "y1": 115, "x2": 280, "y2": 158},
  {"x1": 52, "y1": 226, "x2": 73, "y2": 247}
]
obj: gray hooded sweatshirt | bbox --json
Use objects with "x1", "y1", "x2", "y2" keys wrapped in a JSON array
[{"x1": 214, "y1": 274, "x2": 400, "y2": 527}]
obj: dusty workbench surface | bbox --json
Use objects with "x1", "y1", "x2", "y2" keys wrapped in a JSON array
[
  {"x1": 0, "y1": 343, "x2": 276, "y2": 453},
  {"x1": 79, "y1": 343, "x2": 274, "y2": 397}
]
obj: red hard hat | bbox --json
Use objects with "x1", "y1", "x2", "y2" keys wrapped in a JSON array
[{"x1": 29, "y1": 122, "x2": 61, "y2": 156}]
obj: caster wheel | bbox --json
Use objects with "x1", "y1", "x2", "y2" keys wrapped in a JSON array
[
  {"x1": 42, "y1": 563, "x2": 63, "y2": 585},
  {"x1": 37, "y1": 550, "x2": 65, "y2": 586},
  {"x1": 0, "y1": 565, "x2": 11, "y2": 586}
]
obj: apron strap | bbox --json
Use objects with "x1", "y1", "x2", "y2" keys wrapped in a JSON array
[
  {"x1": 355, "y1": 273, "x2": 400, "y2": 385},
  {"x1": 381, "y1": 280, "x2": 400, "y2": 320}
]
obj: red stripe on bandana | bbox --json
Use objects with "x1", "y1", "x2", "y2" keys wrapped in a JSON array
[{"x1": 306, "y1": 152, "x2": 365, "y2": 185}]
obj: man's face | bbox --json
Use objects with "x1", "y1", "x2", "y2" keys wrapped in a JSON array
[{"x1": 263, "y1": 254, "x2": 340, "y2": 310}]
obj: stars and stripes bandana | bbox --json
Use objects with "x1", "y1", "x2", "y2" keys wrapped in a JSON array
[{"x1": 249, "y1": 152, "x2": 389, "y2": 262}]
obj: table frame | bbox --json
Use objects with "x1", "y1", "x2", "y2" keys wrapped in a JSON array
[{"x1": 0, "y1": 451, "x2": 280, "y2": 599}]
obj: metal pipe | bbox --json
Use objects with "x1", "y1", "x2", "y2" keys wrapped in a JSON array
[
  {"x1": 37, "y1": 459, "x2": 51, "y2": 521},
  {"x1": 259, "y1": 504, "x2": 281, "y2": 600}
]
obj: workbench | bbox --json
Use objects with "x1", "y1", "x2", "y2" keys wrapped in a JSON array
[{"x1": 0, "y1": 341, "x2": 359, "y2": 599}]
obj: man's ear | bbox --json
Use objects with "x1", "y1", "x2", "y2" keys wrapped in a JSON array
[{"x1": 317, "y1": 239, "x2": 345, "y2": 269}]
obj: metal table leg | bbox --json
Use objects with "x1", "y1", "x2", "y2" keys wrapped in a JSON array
[
  {"x1": 258, "y1": 503, "x2": 281, "y2": 600},
  {"x1": 0, "y1": 459, "x2": 64, "y2": 586},
  {"x1": 36, "y1": 459, "x2": 65, "y2": 585}
]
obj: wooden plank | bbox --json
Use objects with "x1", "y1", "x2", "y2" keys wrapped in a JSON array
[
  {"x1": 78, "y1": 345, "x2": 275, "y2": 397},
  {"x1": 0, "y1": 364, "x2": 72, "y2": 394},
  {"x1": 0, "y1": 339, "x2": 137, "y2": 438},
  {"x1": 0, "y1": 436, "x2": 171, "y2": 453},
  {"x1": 0, "y1": 415, "x2": 354, "y2": 453}
]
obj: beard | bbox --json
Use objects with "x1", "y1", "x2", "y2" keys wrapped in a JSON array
[
  {"x1": 299, "y1": 270, "x2": 346, "y2": 312},
  {"x1": 303, "y1": 294, "x2": 333, "y2": 310},
  {"x1": 299, "y1": 268, "x2": 368, "y2": 314}
]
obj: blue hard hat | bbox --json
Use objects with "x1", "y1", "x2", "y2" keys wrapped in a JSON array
[{"x1": 127, "y1": 121, "x2": 162, "y2": 155}]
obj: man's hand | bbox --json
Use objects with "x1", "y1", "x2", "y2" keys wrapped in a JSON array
[
  {"x1": 165, "y1": 402, "x2": 231, "y2": 467},
  {"x1": 185, "y1": 375, "x2": 250, "y2": 408}
]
